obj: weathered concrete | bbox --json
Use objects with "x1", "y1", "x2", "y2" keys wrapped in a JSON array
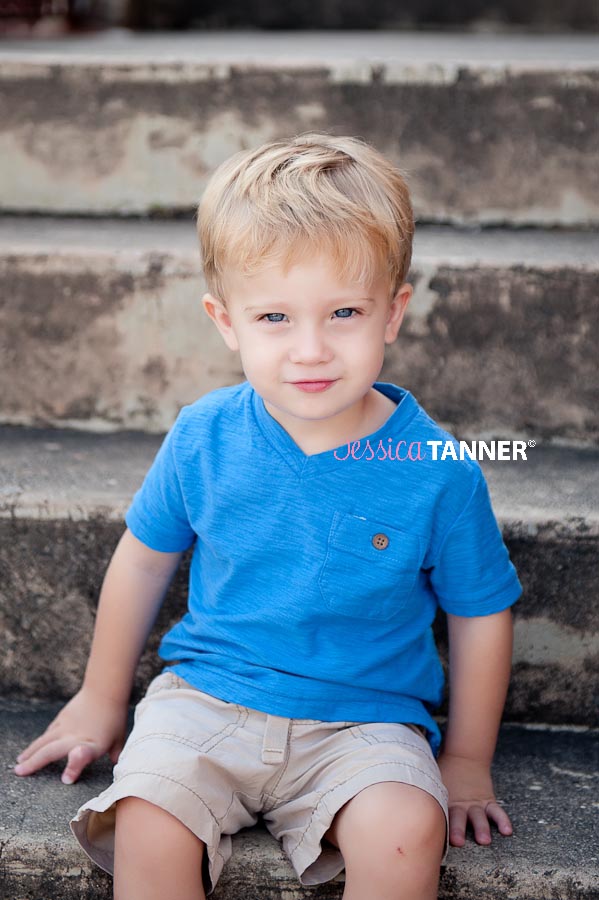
[
  {"x1": 0, "y1": 32, "x2": 598, "y2": 223},
  {"x1": 1, "y1": 218, "x2": 598, "y2": 439},
  {"x1": 0, "y1": 244, "x2": 240, "y2": 433},
  {"x1": 392, "y1": 262, "x2": 599, "y2": 445},
  {"x1": 0, "y1": 427, "x2": 597, "y2": 723},
  {"x1": 1, "y1": 703, "x2": 598, "y2": 899}
]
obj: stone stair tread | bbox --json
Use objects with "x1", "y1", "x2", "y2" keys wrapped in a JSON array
[
  {"x1": 1, "y1": 425, "x2": 597, "y2": 529},
  {"x1": 2, "y1": 31, "x2": 597, "y2": 228},
  {"x1": 1, "y1": 216, "x2": 598, "y2": 267},
  {"x1": 1, "y1": 699, "x2": 598, "y2": 898},
  {"x1": 1, "y1": 216, "x2": 597, "y2": 438},
  {"x1": 2, "y1": 29, "x2": 599, "y2": 67}
]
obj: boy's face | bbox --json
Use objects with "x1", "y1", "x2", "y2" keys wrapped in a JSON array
[{"x1": 203, "y1": 254, "x2": 411, "y2": 450}]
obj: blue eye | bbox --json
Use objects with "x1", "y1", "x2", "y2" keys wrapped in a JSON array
[
  {"x1": 334, "y1": 308, "x2": 355, "y2": 318},
  {"x1": 262, "y1": 313, "x2": 286, "y2": 323}
]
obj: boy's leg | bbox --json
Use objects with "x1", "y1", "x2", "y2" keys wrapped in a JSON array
[
  {"x1": 114, "y1": 797, "x2": 207, "y2": 900},
  {"x1": 324, "y1": 782, "x2": 446, "y2": 900}
]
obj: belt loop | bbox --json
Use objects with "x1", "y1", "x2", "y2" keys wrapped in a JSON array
[{"x1": 262, "y1": 714, "x2": 291, "y2": 764}]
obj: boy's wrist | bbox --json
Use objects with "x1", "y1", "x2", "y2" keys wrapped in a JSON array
[
  {"x1": 80, "y1": 677, "x2": 132, "y2": 708},
  {"x1": 439, "y1": 740, "x2": 496, "y2": 767},
  {"x1": 439, "y1": 748, "x2": 493, "y2": 767}
]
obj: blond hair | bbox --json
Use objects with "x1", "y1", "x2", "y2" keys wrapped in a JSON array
[{"x1": 197, "y1": 132, "x2": 414, "y2": 302}]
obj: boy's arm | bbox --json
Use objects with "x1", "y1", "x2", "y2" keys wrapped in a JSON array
[
  {"x1": 15, "y1": 528, "x2": 183, "y2": 784},
  {"x1": 437, "y1": 608, "x2": 514, "y2": 846}
]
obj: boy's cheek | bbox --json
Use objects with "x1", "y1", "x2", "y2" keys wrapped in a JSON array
[{"x1": 220, "y1": 328, "x2": 241, "y2": 352}]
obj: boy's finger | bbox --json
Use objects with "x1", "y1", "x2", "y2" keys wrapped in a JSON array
[
  {"x1": 486, "y1": 801, "x2": 513, "y2": 836},
  {"x1": 14, "y1": 737, "x2": 73, "y2": 776},
  {"x1": 16, "y1": 729, "x2": 60, "y2": 763},
  {"x1": 468, "y1": 805, "x2": 492, "y2": 845},
  {"x1": 448, "y1": 805, "x2": 468, "y2": 846},
  {"x1": 61, "y1": 743, "x2": 100, "y2": 785}
]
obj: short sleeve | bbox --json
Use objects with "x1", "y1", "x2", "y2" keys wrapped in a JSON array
[
  {"x1": 125, "y1": 419, "x2": 196, "y2": 553},
  {"x1": 430, "y1": 471, "x2": 522, "y2": 616}
]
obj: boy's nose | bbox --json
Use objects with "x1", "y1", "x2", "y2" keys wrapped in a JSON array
[{"x1": 288, "y1": 325, "x2": 333, "y2": 365}]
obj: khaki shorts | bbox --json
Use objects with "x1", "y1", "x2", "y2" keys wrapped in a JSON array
[{"x1": 71, "y1": 672, "x2": 449, "y2": 893}]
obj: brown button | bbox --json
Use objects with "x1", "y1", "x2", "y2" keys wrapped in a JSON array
[{"x1": 372, "y1": 532, "x2": 389, "y2": 550}]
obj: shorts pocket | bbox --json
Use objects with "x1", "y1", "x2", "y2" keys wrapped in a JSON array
[{"x1": 318, "y1": 512, "x2": 422, "y2": 620}]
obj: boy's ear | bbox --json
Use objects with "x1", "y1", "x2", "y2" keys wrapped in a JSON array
[
  {"x1": 384, "y1": 283, "x2": 413, "y2": 344},
  {"x1": 202, "y1": 293, "x2": 240, "y2": 352}
]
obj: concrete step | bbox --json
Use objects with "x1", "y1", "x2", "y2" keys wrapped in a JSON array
[
  {"x1": 2, "y1": 700, "x2": 598, "y2": 899},
  {"x1": 0, "y1": 427, "x2": 597, "y2": 725},
  {"x1": 1, "y1": 216, "x2": 598, "y2": 440},
  {"x1": 0, "y1": 31, "x2": 598, "y2": 224}
]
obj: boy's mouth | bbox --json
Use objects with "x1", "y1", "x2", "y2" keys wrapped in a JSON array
[{"x1": 291, "y1": 380, "x2": 337, "y2": 393}]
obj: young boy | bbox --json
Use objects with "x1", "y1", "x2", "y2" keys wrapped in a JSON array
[{"x1": 15, "y1": 133, "x2": 521, "y2": 900}]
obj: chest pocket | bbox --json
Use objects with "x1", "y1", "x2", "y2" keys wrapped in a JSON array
[{"x1": 319, "y1": 512, "x2": 422, "y2": 621}]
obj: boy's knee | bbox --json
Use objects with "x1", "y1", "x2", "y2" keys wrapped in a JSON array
[
  {"x1": 115, "y1": 795, "x2": 164, "y2": 828},
  {"x1": 333, "y1": 783, "x2": 446, "y2": 862},
  {"x1": 115, "y1": 796, "x2": 206, "y2": 857},
  {"x1": 114, "y1": 798, "x2": 208, "y2": 900},
  {"x1": 391, "y1": 794, "x2": 446, "y2": 858}
]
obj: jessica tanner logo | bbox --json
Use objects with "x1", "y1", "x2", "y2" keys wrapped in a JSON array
[{"x1": 333, "y1": 439, "x2": 535, "y2": 462}]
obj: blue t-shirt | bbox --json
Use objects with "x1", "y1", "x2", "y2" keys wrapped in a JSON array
[{"x1": 126, "y1": 381, "x2": 522, "y2": 754}]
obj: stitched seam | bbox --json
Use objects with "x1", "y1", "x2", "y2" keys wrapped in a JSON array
[
  {"x1": 264, "y1": 756, "x2": 291, "y2": 797},
  {"x1": 111, "y1": 769, "x2": 226, "y2": 867},
  {"x1": 127, "y1": 729, "x2": 234, "y2": 754},
  {"x1": 350, "y1": 726, "x2": 432, "y2": 759},
  {"x1": 127, "y1": 707, "x2": 249, "y2": 754},
  {"x1": 213, "y1": 788, "x2": 262, "y2": 823},
  {"x1": 262, "y1": 729, "x2": 292, "y2": 798}
]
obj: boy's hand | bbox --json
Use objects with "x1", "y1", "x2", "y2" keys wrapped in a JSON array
[
  {"x1": 438, "y1": 752, "x2": 513, "y2": 847},
  {"x1": 14, "y1": 687, "x2": 128, "y2": 784}
]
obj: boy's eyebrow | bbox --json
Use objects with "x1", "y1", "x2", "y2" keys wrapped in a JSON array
[{"x1": 243, "y1": 296, "x2": 376, "y2": 312}]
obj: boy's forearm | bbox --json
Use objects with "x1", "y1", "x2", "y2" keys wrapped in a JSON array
[
  {"x1": 82, "y1": 529, "x2": 183, "y2": 706},
  {"x1": 442, "y1": 609, "x2": 513, "y2": 763}
]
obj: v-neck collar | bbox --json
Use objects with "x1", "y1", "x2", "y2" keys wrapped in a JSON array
[{"x1": 250, "y1": 381, "x2": 420, "y2": 479}]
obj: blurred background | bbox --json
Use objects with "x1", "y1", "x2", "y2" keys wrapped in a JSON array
[{"x1": 1, "y1": 0, "x2": 599, "y2": 33}]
